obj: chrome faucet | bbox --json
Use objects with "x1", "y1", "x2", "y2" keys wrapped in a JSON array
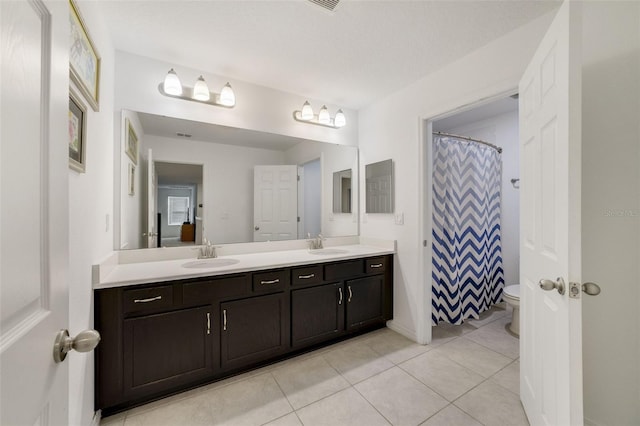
[
  {"x1": 307, "y1": 233, "x2": 324, "y2": 250},
  {"x1": 198, "y1": 238, "x2": 217, "y2": 259}
]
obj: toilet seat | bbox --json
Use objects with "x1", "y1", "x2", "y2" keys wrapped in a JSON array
[{"x1": 504, "y1": 284, "x2": 519, "y2": 300}]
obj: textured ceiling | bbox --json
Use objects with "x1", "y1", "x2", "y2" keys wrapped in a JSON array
[{"x1": 97, "y1": 0, "x2": 560, "y2": 109}]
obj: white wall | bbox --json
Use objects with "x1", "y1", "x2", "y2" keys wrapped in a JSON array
[
  {"x1": 436, "y1": 109, "x2": 520, "y2": 287},
  {"x1": 66, "y1": 2, "x2": 115, "y2": 425},
  {"x1": 358, "y1": 13, "x2": 554, "y2": 341},
  {"x1": 580, "y1": 2, "x2": 640, "y2": 424}
]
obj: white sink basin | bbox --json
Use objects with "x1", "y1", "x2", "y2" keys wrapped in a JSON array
[
  {"x1": 182, "y1": 258, "x2": 240, "y2": 269},
  {"x1": 308, "y1": 248, "x2": 349, "y2": 255}
]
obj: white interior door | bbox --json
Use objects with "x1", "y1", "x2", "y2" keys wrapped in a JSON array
[
  {"x1": 254, "y1": 165, "x2": 298, "y2": 242},
  {"x1": 147, "y1": 148, "x2": 158, "y2": 248},
  {"x1": 519, "y1": 1, "x2": 583, "y2": 424},
  {"x1": 0, "y1": 0, "x2": 69, "y2": 424}
]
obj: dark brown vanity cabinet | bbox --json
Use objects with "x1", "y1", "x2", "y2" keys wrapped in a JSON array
[{"x1": 95, "y1": 254, "x2": 393, "y2": 415}]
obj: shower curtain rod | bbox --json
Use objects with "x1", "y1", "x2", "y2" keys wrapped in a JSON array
[{"x1": 433, "y1": 131, "x2": 503, "y2": 154}]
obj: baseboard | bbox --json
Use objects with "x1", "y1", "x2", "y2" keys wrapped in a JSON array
[{"x1": 386, "y1": 320, "x2": 419, "y2": 343}]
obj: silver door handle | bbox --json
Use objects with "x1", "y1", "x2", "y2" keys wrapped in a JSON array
[
  {"x1": 223, "y1": 309, "x2": 227, "y2": 331},
  {"x1": 582, "y1": 282, "x2": 601, "y2": 296},
  {"x1": 206, "y1": 312, "x2": 211, "y2": 335},
  {"x1": 53, "y1": 329, "x2": 101, "y2": 363},
  {"x1": 348, "y1": 285, "x2": 353, "y2": 302},
  {"x1": 539, "y1": 277, "x2": 565, "y2": 295},
  {"x1": 254, "y1": 226, "x2": 260, "y2": 231},
  {"x1": 338, "y1": 287, "x2": 343, "y2": 305}
]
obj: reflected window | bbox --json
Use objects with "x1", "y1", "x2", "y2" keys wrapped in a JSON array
[{"x1": 168, "y1": 196, "x2": 189, "y2": 225}]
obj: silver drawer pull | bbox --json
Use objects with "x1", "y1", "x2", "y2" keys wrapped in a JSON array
[
  {"x1": 370, "y1": 263, "x2": 383, "y2": 268},
  {"x1": 133, "y1": 296, "x2": 162, "y2": 303},
  {"x1": 261, "y1": 279, "x2": 280, "y2": 285},
  {"x1": 298, "y1": 274, "x2": 315, "y2": 279}
]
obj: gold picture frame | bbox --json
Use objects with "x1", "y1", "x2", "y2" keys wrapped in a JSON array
[
  {"x1": 68, "y1": 88, "x2": 87, "y2": 173},
  {"x1": 69, "y1": 0, "x2": 101, "y2": 111},
  {"x1": 125, "y1": 118, "x2": 138, "y2": 165}
]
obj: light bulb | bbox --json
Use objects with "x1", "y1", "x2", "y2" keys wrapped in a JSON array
[
  {"x1": 301, "y1": 101, "x2": 314, "y2": 120},
  {"x1": 192, "y1": 76, "x2": 210, "y2": 101},
  {"x1": 318, "y1": 105, "x2": 330, "y2": 125},
  {"x1": 219, "y1": 83, "x2": 235, "y2": 107},
  {"x1": 163, "y1": 68, "x2": 182, "y2": 96},
  {"x1": 334, "y1": 109, "x2": 346, "y2": 127}
]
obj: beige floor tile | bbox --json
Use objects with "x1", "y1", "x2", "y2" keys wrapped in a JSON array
[
  {"x1": 429, "y1": 327, "x2": 458, "y2": 348},
  {"x1": 123, "y1": 394, "x2": 215, "y2": 426},
  {"x1": 271, "y1": 355, "x2": 349, "y2": 409},
  {"x1": 464, "y1": 320, "x2": 520, "y2": 359},
  {"x1": 262, "y1": 412, "x2": 302, "y2": 426},
  {"x1": 296, "y1": 387, "x2": 390, "y2": 426},
  {"x1": 490, "y1": 359, "x2": 520, "y2": 395},
  {"x1": 420, "y1": 405, "x2": 482, "y2": 426},
  {"x1": 434, "y1": 337, "x2": 512, "y2": 378},
  {"x1": 433, "y1": 322, "x2": 477, "y2": 337},
  {"x1": 355, "y1": 367, "x2": 448, "y2": 426},
  {"x1": 455, "y1": 381, "x2": 530, "y2": 426},
  {"x1": 466, "y1": 306, "x2": 508, "y2": 328},
  {"x1": 365, "y1": 328, "x2": 432, "y2": 364},
  {"x1": 100, "y1": 412, "x2": 125, "y2": 426},
  {"x1": 400, "y1": 350, "x2": 486, "y2": 402},
  {"x1": 323, "y1": 341, "x2": 395, "y2": 384}
]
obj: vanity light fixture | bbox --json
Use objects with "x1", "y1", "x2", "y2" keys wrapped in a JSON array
[
  {"x1": 293, "y1": 101, "x2": 346, "y2": 128},
  {"x1": 158, "y1": 69, "x2": 236, "y2": 108}
]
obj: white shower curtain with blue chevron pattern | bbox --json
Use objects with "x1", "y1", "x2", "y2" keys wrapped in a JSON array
[{"x1": 432, "y1": 135, "x2": 504, "y2": 325}]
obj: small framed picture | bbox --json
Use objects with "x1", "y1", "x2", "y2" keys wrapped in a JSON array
[
  {"x1": 125, "y1": 118, "x2": 138, "y2": 165},
  {"x1": 68, "y1": 89, "x2": 87, "y2": 173},
  {"x1": 128, "y1": 163, "x2": 135, "y2": 196},
  {"x1": 69, "y1": 0, "x2": 100, "y2": 111}
]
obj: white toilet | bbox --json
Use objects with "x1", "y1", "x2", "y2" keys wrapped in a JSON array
[{"x1": 503, "y1": 285, "x2": 520, "y2": 336}]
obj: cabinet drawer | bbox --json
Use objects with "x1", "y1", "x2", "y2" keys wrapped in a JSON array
[
  {"x1": 183, "y1": 275, "x2": 250, "y2": 304},
  {"x1": 324, "y1": 259, "x2": 363, "y2": 281},
  {"x1": 123, "y1": 285, "x2": 173, "y2": 314},
  {"x1": 291, "y1": 265, "x2": 323, "y2": 286},
  {"x1": 253, "y1": 270, "x2": 288, "y2": 293},
  {"x1": 365, "y1": 257, "x2": 387, "y2": 274}
]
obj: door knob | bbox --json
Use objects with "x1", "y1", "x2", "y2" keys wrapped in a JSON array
[
  {"x1": 53, "y1": 329, "x2": 101, "y2": 363},
  {"x1": 539, "y1": 277, "x2": 565, "y2": 295},
  {"x1": 254, "y1": 226, "x2": 260, "y2": 231},
  {"x1": 582, "y1": 282, "x2": 601, "y2": 296}
]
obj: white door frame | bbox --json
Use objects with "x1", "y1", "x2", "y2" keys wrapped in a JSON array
[{"x1": 417, "y1": 89, "x2": 518, "y2": 345}]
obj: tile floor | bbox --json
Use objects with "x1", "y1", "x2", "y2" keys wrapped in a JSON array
[{"x1": 101, "y1": 305, "x2": 527, "y2": 426}]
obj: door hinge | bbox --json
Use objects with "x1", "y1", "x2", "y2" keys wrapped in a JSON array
[
  {"x1": 297, "y1": 216, "x2": 300, "y2": 222},
  {"x1": 297, "y1": 175, "x2": 300, "y2": 181}
]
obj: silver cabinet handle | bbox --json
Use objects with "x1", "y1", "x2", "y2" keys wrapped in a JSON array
[
  {"x1": 261, "y1": 279, "x2": 280, "y2": 285},
  {"x1": 370, "y1": 263, "x2": 383, "y2": 268},
  {"x1": 223, "y1": 309, "x2": 227, "y2": 331},
  {"x1": 298, "y1": 274, "x2": 315, "y2": 279},
  {"x1": 206, "y1": 312, "x2": 211, "y2": 335},
  {"x1": 338, "y1": 287, "x2": 343, "y2": 305},
  {"x1": 348, "y1": 286, "x2": 353, "y2": 302},
  {"x1": 134, "y1": 296, "x2": 162, "y2": 303}
]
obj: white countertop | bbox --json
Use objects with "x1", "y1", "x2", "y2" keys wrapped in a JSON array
[{"x1": 93, "y1": 240, "x2": 395, "y2": 289}]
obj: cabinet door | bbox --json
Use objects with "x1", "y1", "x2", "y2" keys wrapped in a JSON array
[
  {"x1": 345, "y1": 275, "x2": 385, "y2": 331},
  {"x1": 292, "y1": 283, "x2": 344, "y2": 348},
  {"x1": 221, "y1": 293, "x2": 287, "y2": 370},
  {"x1": 123, "y1": 306, "x2": 214, "y2": 398}
]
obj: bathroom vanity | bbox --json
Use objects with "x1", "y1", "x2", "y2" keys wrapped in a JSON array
[{"x1": 93, "y1": 243, "x2": 394, "y2": 415}]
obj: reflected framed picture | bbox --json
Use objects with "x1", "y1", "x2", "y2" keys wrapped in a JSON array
[
  {"x1": 68, "y1": 88, "x2": 86, "y2": 173},
  {"x1": 69, "y1": 0, "x2": 100, "y2": 111},
  {"x1": 125, "y1": 118, "x2": 138, "y2": 165},
  {"x1": 128, "y1": 163, "x2": 135, "y2": 196}
]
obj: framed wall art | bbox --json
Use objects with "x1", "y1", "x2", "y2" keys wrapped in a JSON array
[
  {"x1": 125, "y1": 118, "x2": 138, "y2": 165},
  {"x1": 69, "y1": 0, "x2": 101, "y2": 111},
  {"x1": 68, "y1": 88, "x2": 87, "y2": 172}
]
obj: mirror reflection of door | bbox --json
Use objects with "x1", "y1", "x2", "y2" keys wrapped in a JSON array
[
  {"x1": 333, "y1": 169, "x2": 352, "y2": 214},
  {"x1": 253, "y1": 165, "x2": 299, "y2": 242},
  {"x1": 154, "y1": 162, "x2": 203, "y2": 247},
  {"x1": 300, "y1": 159, "x2": 321, "y2": 238}
]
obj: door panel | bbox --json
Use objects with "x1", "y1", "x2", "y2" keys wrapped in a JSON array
[
  {"x1": 0, "y1": 0, "x2": 69, "y2": 424},
  {"x1": 253, "y1": 165, "x2": 298, "y2": 241},
  {"x1": 519, "y1": 1, "x2": 583, "y2": 424},
  {"x1": 346, "y1": 276, "x2": 384, "y2": 330},
  {"x1": 291, "y1": 283, "x2": 344, "y2": 347}
]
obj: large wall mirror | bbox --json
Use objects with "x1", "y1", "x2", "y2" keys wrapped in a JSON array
[{"x1": 117, "y1": 110, "x2": 359, "y2": 250}]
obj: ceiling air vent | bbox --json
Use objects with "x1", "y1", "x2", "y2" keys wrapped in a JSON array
[{"x1": 307, "y1": 0, "x2": 340, "y2": 12}]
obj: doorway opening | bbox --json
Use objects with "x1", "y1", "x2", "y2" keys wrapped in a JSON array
[{"x1": 421, "y1": 94, "x2": 520, "y2": 347}]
